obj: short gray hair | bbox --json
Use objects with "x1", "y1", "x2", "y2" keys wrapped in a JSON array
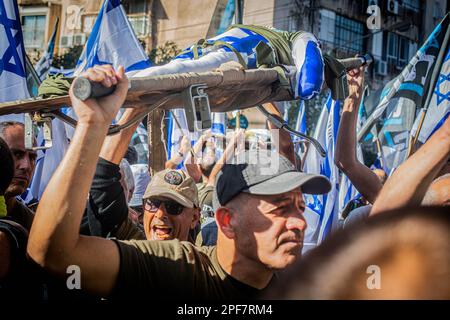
[
  {"x1": 0, "y1": 121, "x2": 24, "y2": 139},
  {"x1": 120, "y1": 158, "x2": 135, "y2": 192}
]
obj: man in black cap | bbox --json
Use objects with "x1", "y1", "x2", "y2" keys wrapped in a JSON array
[{"x1": 28, "y1": 65, "x2": 331, "y2": 299}]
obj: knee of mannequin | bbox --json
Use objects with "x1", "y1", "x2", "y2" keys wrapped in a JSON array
[{"x1": 293, "y1": 35, "x2": 325, "y2": 100}]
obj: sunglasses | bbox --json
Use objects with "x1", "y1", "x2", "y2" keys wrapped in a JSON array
[{"x1": 143, "y1": 199, "x2": 185, "y2": 216}]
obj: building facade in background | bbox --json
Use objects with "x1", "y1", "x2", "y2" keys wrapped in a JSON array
[
  {"x1": 18, "y1": 0, "x2": 448, "y2": 90},
  {"x1": 271, "y1": 0, "x2": 447, "y2": 89}
]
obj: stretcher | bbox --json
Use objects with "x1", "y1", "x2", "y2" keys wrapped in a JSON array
[{"x1": 0, "y1": 55, "x2": 372, "y2": 156}]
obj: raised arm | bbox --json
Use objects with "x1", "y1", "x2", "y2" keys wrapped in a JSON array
[
  {"x1": 27, "y1": 65, "x2": 128, "y2": 297},
  {"x1": 165, "y1": 135, "x2": 192, "y2": 169},
  {"x1": 207, "y1": 129, "x2": 245, "y2": 187},
  {"x1": 370, "y1": 116, "x2": 450, "y2": 216},
  {"x1": 87, "y1": 107, "x2": 146, "y2": 237},
  {"x1": 100, "y1": 108, "x2": 146, "y2": 164},
  {"x1": 334, "y1": 67, "x2": 382, "y2": 204}
]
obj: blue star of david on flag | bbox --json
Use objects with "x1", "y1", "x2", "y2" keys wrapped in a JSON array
[
  {"x1": 0, "y1": 1, "x2": 26, "y2": 78},
  {"x1": 435, "y1": 72, "x2": 450, "y2": 105},
  {"x1": 0, "y1": 0, "x2": 29, "y2": 104}
]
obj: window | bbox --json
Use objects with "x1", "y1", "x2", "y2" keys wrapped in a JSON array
[
  {"x1": 122, "y1": 0, "x2": 149, "y2": 37},
  {"x1": 386, "y1": 32, "x2": 411, "y2": 68},
  {"x1": 402, "y1": 0, "x2": 420, "y2": 12},
  {"x1": 22, "y1": 15, "x2": 46, "y2": 48},
  {"x1": 122, "y1": 0, "x2": 147, "y2": 14},
  {"x1": 128, "y1": 15, "x2": 149, "y2": 37},
  {"x1": 387, "y1": 32, "x2": 398, "y2": 65},
  {"x1": 334, "y1": 15, "x2": 364, "y2": 53}
]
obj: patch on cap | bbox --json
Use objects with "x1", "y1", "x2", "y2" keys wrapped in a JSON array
[{"x1": 164, "y1": 171, "x2": 183, "y2": 185}]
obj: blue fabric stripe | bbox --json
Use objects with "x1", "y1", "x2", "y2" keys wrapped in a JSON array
[
  {"x1": 106, "y1": 0, "x2": 122, "y2": 12},
  {"x1": 384, "y1": 131, "x2": 394, "y2": 146},
  {"x1": 167, "y1": 111, "x2": 174, "y2": 159},
  {"x1": 398, "y1": 83, "x2": 423, "y2": 96},
  {"x1": 384, "y1": 118, "x2": 403, "y2": 125}
]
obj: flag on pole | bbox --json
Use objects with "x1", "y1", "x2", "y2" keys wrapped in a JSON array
[
  {"x1": 167, "y1": 109, "x2": 201, "y2": 165},
  {"x1": 358, "y1": 13, "x2": 450, "y2": 143},
  {"x1": 302, "y1": 94, "x2": 340, "y2": 252},
  {"x1": 0, "y1": 0, "x2": 29, "y2": 110},
  {"x1": 34, "y1": 19, "x2": 58, "y2": 81},
  {"x1": 206, "y1": 0, "x2": 236, "y2": 38},
  {"x1": 413, "y1": 47, "x2": 450, "y2": 143},
  {"x1": 74, "y1": 0, "x2": 151, "y2": 76},
  {"x1": 24, "y1": 119, "x2": 69, "y2": 204}
]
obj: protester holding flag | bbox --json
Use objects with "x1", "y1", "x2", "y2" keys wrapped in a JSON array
[
  {"x1": 359, "y1": 13, "x2": 450, "y2": 175},
  {"x1": 300, "y1": 92, "x2": 341, "y2": 252},
  {"x1": 371, "y1": 115, "x2": 450, "y2": 215},
  {"x1": 335, "y1": 66, "x2": 383, "y2": 205}
]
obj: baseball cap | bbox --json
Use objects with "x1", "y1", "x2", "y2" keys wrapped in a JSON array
[
  {"x1": 213, "y1": 150, "x2": 331, "y2": 209},
  {"x1": 143, "y1": 169, "x2": 199, "y2": 208}
]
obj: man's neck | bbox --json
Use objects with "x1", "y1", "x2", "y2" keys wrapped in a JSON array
[{"x1": 216, "y1": 237, "x2": 273, "y2": 290}]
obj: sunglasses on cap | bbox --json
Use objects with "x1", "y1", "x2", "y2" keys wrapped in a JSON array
[{"x1": 143, "y1": 199, "x2": 185, "y2": 216}]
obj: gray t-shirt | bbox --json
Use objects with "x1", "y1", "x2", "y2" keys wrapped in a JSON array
[{"x1": 343, "y1": 205, "x2": 372, "y2": 229}]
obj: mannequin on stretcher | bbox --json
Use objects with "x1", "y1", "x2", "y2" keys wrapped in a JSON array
[{"x1": 130, "y1": 24, "x2": 325, "y2": 101}]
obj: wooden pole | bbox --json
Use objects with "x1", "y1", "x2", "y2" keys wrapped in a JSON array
[{"x1": 147, "y1": 108, "x2": 167, "y2": 176}]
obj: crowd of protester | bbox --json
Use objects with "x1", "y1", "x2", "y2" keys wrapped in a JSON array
[{"x1": 0, "y1": 64, "x2": 449, "y2": 300}]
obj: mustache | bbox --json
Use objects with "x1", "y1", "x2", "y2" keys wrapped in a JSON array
[{"x1": 278, "y1": 230, "x2": 303, "y2": 245}]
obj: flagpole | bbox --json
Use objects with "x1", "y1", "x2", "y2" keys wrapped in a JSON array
[
  {"x1": 407, "y1": 21, "x2": 450, "y2": 157},
  {"x1": 234, "y1": 0, "x2": 244, "y2": 132},
  {"x1": 26, "y1": 54, "x2": 42, "y2": 85}
]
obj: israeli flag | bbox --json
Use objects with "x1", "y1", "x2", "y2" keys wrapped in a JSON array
[
  {"x1": 167, "y1": 109, "x2": 201, "y2": 164},
  {"x1": 302, "y1": 94, "x2": 340, "y2": 252},
  {"x1": 211, "y1": 112, "x2": 227, "y2": 136},
  {"x1": 24, "y1": 119, "x2": 69, "y2": 203},
  {"x1": 359, "y1": 14, "x2": 450, "y2": 140},
  {"x1": 74, "y1": 0, "x2": 151, "y2": 76},
  {"x1": 34, "y1": 19, "x2": 58, "y2": 81},
  {"x1": 337, "y1": 143, "x2": 364, "y2": 215},
  {"x1": 0, "y1": 0, "x2": 29, "y2": 108},
  {"x1": 414, "y1": 47, "x2": 450, "y2": 142}
]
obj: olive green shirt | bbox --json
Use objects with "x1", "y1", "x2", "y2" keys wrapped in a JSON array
[
  {"x1": 110, "y1": 239, "x2": 266, "y2": 300},
  {"x1": 229, "y1": 24, "x2": 304, "y2": 66}
]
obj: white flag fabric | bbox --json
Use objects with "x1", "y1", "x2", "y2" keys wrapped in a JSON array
[
  {"x1": 167, "y1": 109, "x2": 201, "y2": 163},
  {"x1": 24, "y1": 119, "x2": 69, "y2": 203},
  {"x1": 74, "y1": 0, "x2": 151, "y2": 76},
  {"x1": 302, "y1": 94, "x2": 340, "y2": 252}
]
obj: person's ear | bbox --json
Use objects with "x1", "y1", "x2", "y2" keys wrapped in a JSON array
[
  {"x1": 190, "y1": 208, "x2": 200, "y2": 229},
  {"x1": 215, "y1": 206, "x2": 235, "y2": 239}
]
